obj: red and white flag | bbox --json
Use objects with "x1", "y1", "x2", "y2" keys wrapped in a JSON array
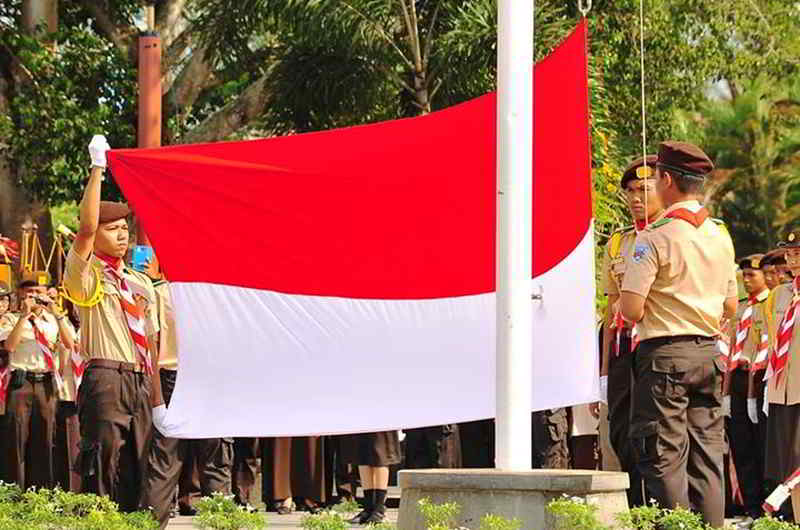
[
  {"x1": 108, "y1": 22, "x2": 596, "y2": 438},
  {"x1": 764, "y1": 467, "x2": 800, "y2": 514}
]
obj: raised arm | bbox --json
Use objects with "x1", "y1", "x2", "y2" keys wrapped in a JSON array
[{"x1": 74, "y1": 136, "x2": 111, "y2": 260}]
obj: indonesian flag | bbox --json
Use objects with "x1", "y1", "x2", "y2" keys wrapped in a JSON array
[
  {"x1": 764, "y1": 467, "x2": 800, "y2": 514},
  {"x1": 109, "y1": 22, "x2": 596, "y2": 437}
]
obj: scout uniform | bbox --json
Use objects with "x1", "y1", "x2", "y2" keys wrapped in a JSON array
[
  {"x1": 601, "y1": 154, "x2": 659, "y2": 506},
  {"x1": 143, "y1": 279, "x2": 232, "y2": 528},
  {"x1": 54, "y1": 317, "x2": 82, "y2": 492},
  {"x1": 63, "y1": 201, "x2": 159, "y2": 512},
  {"x1": 404, "y1": 424, "x2": 462, "y2": 469},
  {"x1": 727, "y1": 255, "x2": 770, "y2": 518},
  {"x1": 0, "y1": 285, "x2": 61, "y2": 489},
  {"x1": 763, "y1": 234, "x2": 800, "y2": 496},
  {"x1": 531, "y1": 408, "x2": 569, "y2": 469},
  {"x1": 622, "y1": 141, "x2": 736, "y2": 528}
]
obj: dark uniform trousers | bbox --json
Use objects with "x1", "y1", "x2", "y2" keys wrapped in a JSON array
[
  {"x1": 77, "y1": 361, "x2": 152, "y2": 513},
  {"x1": 2, "y1": 372, "x2": 57, "y2": 489},
  {"x1": 54, "y1": 401, "x2": 81, "y2": 492},
  {"x1": 532, "y1": 408, "x2": 569, "y2": 469},
  {"x1": 726, "y1": 369, "x2": 765, "y2": 517},
  {"x1": 143, "y1": 369, "x2": 232, "y2": 529},
  {"x1": 631, "y1": 337, "x2": 725, "y2": 528},
  {"x1": 404, "y1": 425, "x2": 462, "y2": 469},
  {"x1": 608, "y1": 334, "x2": 646, "y2": 506},
  {"x1": 458, "y1": 419, "x2": 495, "y2": 468},
  {"x1": 232, "y1": 437, "x2": 261, "y2": 506}
]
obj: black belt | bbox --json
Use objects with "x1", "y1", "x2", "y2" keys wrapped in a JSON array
[
  {"x1": 24, "y1": 371, "x2": 52, "y2": 382},
  {"x1": 640, "y1": 335, "x2": 715, "y2": 348}
]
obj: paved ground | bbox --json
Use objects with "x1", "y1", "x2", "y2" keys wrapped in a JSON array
[{"x1": 166, "y1": 508, "x2": 399, "y2": 529}]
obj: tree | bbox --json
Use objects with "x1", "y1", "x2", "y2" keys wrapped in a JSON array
[{"x1": 676, "y1": 77, "x2": 800, "y2": 256}]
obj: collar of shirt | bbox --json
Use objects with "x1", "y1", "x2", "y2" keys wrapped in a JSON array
[
  {"x1": 664, "y1": 200, "x2": 703, "y2": 216},
  {"x1": 752, "y1": 289, "x2": 770, "y2": 304}
]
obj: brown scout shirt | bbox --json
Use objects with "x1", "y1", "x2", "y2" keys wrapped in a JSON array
[
  {"x1": 63, "y1": 247, "x2": 159, "y2": 366},
  {"x1": 728, "y1": 289, "x2": 769, "y2": 368},
  {"x1": 0, "y1": 311, "x2": 59, "y2": 373},
  {"x1": 621, "y1": 200, "x2": 737, "y2": 341},
  {"x1": 603, "y1": 227, "x2": 637, "y2": 297},
  {"x1": 154, "y1": 280, "x2": 178, "y2": 371},
  {"x1": 766, "y1": 282, "x2": 800, "y2": 406}
]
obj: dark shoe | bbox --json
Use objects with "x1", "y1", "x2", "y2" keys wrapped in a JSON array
[
  {"x1": 178, "y1": 504, "x2": 197, "y2": 516},
  {"x1": 299, "y1": 500, "x2": 322, "y2": 514},
  {"x1": 364, "y1": 509, "x2": 386, "y2": 524},
  {"x1": 347, "y1": 509, "x2": 372, "y2": 525}
]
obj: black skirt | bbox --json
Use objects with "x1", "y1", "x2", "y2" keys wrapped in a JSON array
[
  {"x1": 765, "y1": 403, "x2": 800, "y2": 482},
  {"x1": 355, "y1": 431, "x2": 401, "y2": 466}
]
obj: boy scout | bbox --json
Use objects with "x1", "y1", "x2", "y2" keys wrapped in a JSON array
[
  {"x1": 144, "y1": 277, "x2": 232, "y2": 528},
  {"x1": 596, "y1": 154, "x2": 663, "y2": 507},
  {"x1": 763, "y1": 232, "x2": 800, "y2": 522},
  {"x1": 63, "y1": 135, "x2": 159, "y2": 512},
  {"x1": 0, "y1": 279, "x2": 73, "y2": 488},
  {"x1": 726, "y1": 255, "x2": 770, "y2": 519},
  {"x1": 621, "y1": 141, "x2": 738, "y2": 528}
]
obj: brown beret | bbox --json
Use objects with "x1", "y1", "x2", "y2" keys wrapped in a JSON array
[
  {"x1": 738, "y1": 254, "x2": 764, "y2": 271},
  {"x1": 98, "y1": 201, "x2": 131, "y2": 224},
  {"x1": 657, "y1": 141, "x2": 714, "y2": 178},
  {"x1": 21, "y1": 270, "x2": 50, "y2": 286},
  {"x1": 0, "y1": 282, "x2": 9, "y2": 297},
  {"x1": 762, "y1": 248, "x2": 787, "y2": 266},
  {"x1": 620, "y1": 154, "x2": 658, "y2": 188},
  {"x1": 779, "y1": 231, "x2": 800, "y2": 249}
]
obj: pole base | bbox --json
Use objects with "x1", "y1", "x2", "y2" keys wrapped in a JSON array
[{"x1": 397, "y1": 469, "x2": 629, "y2": 529}]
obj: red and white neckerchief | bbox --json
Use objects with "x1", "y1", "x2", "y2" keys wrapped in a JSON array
[
  {"x1": 71, "y1": 340, "x2": 85, "y2": 389},
  {"x1": 729, "y1": 290, "x2": 769, "y2": 371},
  {"x1": 665, "y1": 205, "x2": 710, "y2": 228},
  {"x1": 103, "y1": 265, "x2": 152, "y2": 375},
  {"x1": 766, "y1": 276, "x2": 800, "y2": 383},
  {"x1": 764, "y1": 467, "x2": 800, "y2": 514},
  {"x1": 29, "y1": 315, "x2": 64, "y2": 393},
  {"x1": 751, "y1": 333, "x2": 770, "y2": 371}
]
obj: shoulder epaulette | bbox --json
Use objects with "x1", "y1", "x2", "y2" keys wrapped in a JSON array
[
  {"x1": 607, "y1": 226, "x2": 635, "y2": 259},
  {"x1": 648, "y1": 218, "x2": 672, "y2": 230},
  {"x1": 152, "y1": 279, "x2": 167, "y2": 288}
]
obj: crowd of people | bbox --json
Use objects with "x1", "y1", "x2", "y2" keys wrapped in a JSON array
[{"x1": 0, "y1": 136, "x2": 798, "y2": 529}]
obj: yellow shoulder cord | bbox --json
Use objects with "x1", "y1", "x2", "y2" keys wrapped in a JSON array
[
  {"x1": 609, "y1": 231, "x2": 623, "y2": 259},
  {"x1": 61, "y1": 266, "x2": 104, "y2": 308}
]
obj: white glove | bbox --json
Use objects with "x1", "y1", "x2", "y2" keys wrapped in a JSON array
[
  {"x1": 88, "y1": 134, "x2": 110, "y2": 168},
  {"x1": 763, "y1": 383, "x2": 770, "y2": 417},
  {"x1": 722, "y1": 395, "x2": 731, "y2": 417},
  {"x1": 152, "y1": 404, "x2": 171, "y2": 436},
  {"x1": 747, "y1": 398, "x2": 759, "y2": 424},
  {"x1": 398, "y1": 430, "x2": 406, "y2": 442},
  {"x1": 599, "y1": 375, "x2": 608, "y2": 404}
]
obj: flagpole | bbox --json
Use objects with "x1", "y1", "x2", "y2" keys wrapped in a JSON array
[{"x1": 495, "y1": 0, "x2": 533, "y2": 470}]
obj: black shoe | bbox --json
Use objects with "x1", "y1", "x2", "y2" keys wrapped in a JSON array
[
  {"x1": 299, "y1": 500, "x2": 322, "y2": 514},
  {"x1": 364, "y1": 509, "x2": 386, "y2": 524},
  {"x1": 178, "y1": 504, "x2": 197, "y2": 516},
  {"x1": 347, "y1": 509, "x2": 372, "y2": 524}
]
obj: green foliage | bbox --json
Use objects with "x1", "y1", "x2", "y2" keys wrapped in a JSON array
[
  {"x1": 193, "y1": 493, "x2": 267, "y2": 530},
  {"x1": 366, "y1": 522, "x2": 397, "y2": 530},
  {"x1": 546, "y1": 496, "x2": 609, "y2": 530},
  {"x1": 51, "y1": 202, "x2": 79, "y2": 234},
  {"x1": 299, "y1": 510, "x2": 348, "y2": 530},
  {"x1": 479, "y1": 513, "x2": 522, "y2": 530},
  {"x1": 0, "y1": 482, "x2": 157, "y2": 530},
  {"x1": 676, "y1": 76, "x2": 800, "y2": 254},
  {"x1": 329, "y1": 498, "x2": 361, "y2": 515},
  {"x1": 418, "y1": 497, "x2": 461, "y2": 530},
  {"x1": 752, "y1": 514, "x2": 800, "y2": 530},
  {"x1": 2, "y1": 23, "x2": 136, "y2": 204}
]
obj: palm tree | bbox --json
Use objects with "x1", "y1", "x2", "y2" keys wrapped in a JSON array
[{"x1": 676, "y1": 77, "x2": 800, "y2": 255}]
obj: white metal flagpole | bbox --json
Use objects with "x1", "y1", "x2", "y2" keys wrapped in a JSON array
[{"x1": 495, "y1": 0, "x2": 534, "y2": 470}]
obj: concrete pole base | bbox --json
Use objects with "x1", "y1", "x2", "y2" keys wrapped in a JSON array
[{"x1": 397, "y1": 469, "x2": 630, "y2": 529}]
